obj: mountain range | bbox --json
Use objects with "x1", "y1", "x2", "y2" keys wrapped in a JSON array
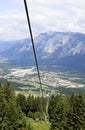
[{"x1": 0, "y1": 31, "x2": 85, "y2": 72}]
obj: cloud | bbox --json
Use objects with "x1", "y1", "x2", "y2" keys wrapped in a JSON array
[
  {"x1": 27, "y1": 0, "x2": 85, "y2": 35},
  {"x1": 0, "y1": 8, "x2": 29, "y2": 40},
  {"x1": 0, "y1": 0, "x2": 85, "y2": 40}
]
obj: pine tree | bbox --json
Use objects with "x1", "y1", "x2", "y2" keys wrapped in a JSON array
[
  {"x1": 67, "y1": 93, "x2": 85, "y2": 130},
  {"x1": 50, "y1": 94, "x2": 69, "y2": 130},
  {"x1": 48, "y1": 94, "x2": 58, "y2": 122},
  {"x1": 34, "y1": 96, "x2": 43, "y2": 113},
  {"x1": 0, "y1": 83, "x2": 7, "y2": 130},
  {"x1": 0, "y1": 82, "x2": 31, "y2": 130},
  {"x1": 26, "y1": 95, "x2": 34, "y2": 115},
  {"x1": 16, "y1": 93, "x2": 26, "y2": 115}
]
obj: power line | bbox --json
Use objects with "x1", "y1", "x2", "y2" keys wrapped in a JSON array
[{"x1": 23, "y1": 0, "x2": 43, "y2": 96}]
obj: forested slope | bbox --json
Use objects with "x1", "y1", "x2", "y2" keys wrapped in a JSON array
[{"x1": 0, "y1": 81, "x2": 85, "y2": 130}]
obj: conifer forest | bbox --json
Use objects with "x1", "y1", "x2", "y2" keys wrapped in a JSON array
[{"x1": 0, "y1": 81, "x2": 85, "y2": 130}]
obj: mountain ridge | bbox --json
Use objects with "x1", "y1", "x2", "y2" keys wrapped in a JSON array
[{"x1": 0, "y1": 31, "x2": 85, "y2": 72}]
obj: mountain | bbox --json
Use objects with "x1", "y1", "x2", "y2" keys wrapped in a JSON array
[
  {"x1": 0, "y1": 41, "x2": 16, "y2": 52},
  {"x1": 0, "y1": 31, "x2": 85, "y2": 71}
]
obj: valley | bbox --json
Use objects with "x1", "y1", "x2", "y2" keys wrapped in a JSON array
[
  {"x1": 0, "y1": 31, "x2": 85, "y2": 95},
  {"x1": 0, "y1": 65, "x2": 85, "y2": 95}
]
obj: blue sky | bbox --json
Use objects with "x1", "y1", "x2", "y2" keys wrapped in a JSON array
[{"x1": 0, "y1": 0, "x2": 85, "y2": 41}]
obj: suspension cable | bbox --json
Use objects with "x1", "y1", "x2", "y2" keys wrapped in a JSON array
[{"x1": 23, "y1": 0, "x2": 43, "y2": 96}]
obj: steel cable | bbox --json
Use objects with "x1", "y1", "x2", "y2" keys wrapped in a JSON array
[{"x1": 24, "y1": 0, "x2": 43, "y2": 96}]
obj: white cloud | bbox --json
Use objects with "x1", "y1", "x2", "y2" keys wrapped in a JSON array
[
  {"x1": 27, "y1": 0, "x2": 85, "y2": 35},
  {"x1": 0, "y1": 0, "x2": 85, "y2": 40},
  {"x1": 0, "y1": 9, "x2": 29, "y2": 40}
]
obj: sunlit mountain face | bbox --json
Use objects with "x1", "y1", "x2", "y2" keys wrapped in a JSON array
[{"x1": 0, "y1": 31, "x2": 85, "y2": 72}]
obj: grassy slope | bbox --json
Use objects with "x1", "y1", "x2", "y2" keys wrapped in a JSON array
[{"x1": 27, "y1": 118, "x2": 50, "y2": 130}]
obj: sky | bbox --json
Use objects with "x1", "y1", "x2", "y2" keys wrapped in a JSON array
[{"x1": 0, "y1": 0, "x2": 85, "y2": 41}]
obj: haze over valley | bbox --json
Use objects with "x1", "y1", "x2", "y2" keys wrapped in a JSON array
[{"x1": 0, "y1": 31, "x2": 85, "y2": 95}]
